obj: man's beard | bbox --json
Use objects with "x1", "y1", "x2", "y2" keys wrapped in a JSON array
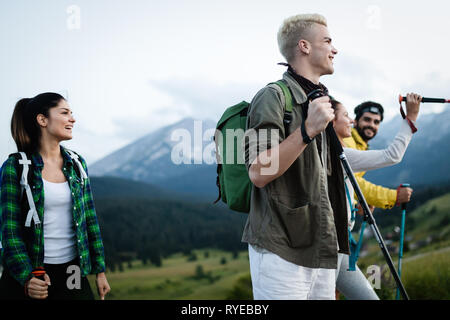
[{"x1": 356, "y1": 125, "x2": 377, "y2": 142}]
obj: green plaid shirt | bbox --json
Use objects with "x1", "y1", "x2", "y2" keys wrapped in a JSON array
[{"x1": 1, "y1": 146, "x2": 105, "y2": 286}]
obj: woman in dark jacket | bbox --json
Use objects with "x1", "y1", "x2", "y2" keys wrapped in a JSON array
[{"x1": 0, "y1": 92, "x2": 110, "y2": 300}]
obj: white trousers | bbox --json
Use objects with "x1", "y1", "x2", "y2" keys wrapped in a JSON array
[{"x1": 248, "y1": 244, "x2": 336, "y2": 300}]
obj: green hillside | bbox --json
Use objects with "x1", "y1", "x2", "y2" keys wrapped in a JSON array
[
  {"x1": 94, "y1": 196, "x2": 247, "y2": 271},
  {"x1": 90, "y1": 176, "x2": 209, "y2": 203},
  {"x1": 406, "y1": 192, "x2": 450, "y2": 240},
  {"x1": 355, "y1": 192, "x2": 450, "y2": 300},
  {"x1": 87, "y1": 249, "x2": 251, "y2": 300},
  {"x1": 357, "y1": 192, "x2": 450, "y2": 264}
]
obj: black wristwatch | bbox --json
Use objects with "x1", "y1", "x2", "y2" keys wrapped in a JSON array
[{"x1": 301, "y1": 121, "x2": 314, "y2": 144}]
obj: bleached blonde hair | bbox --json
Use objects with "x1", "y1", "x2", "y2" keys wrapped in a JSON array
[{"x1": 277, "y1": 14, "x2": 327, "y2": 63}]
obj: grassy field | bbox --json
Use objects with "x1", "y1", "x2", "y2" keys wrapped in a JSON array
[
  {"x1": 352, "y1": 192, "x2": 450, "y2": 299},
  {"x1": 88, "y1": 249, "x2": 250, "y2": 300},
  {"x1": 401, "y1": 248, "x2": 450, "y2": 299},
  {"x1": 357, "y1": 246, "x2": 450, "y2": 300},
  {"x1": 87, "y1": 245, "x2": 450, "y2": 300}
]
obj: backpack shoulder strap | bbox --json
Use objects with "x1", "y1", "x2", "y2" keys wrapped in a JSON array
[
  {"x1": 267, "y1": 79, "x2": 294, "y2": 135},
  {"x1": 8, "y1": 152, "x2": 30, "y2": 191},
  {"x1": 8, "y1": 152, "x2": 41, "y2": 227},
  {"x1": 273, "y1": 80, "x2": 293, "y2": 113},
  {"x1": 64, "y1": 149, "x2": 88, "y2": 184}
]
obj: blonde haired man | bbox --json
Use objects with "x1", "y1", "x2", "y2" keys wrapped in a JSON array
[
  {"x1": 243, "y1": 14, "x2": 345, "y2": 300},
  {"x1": 277, "y1": 14, "x2": 328, "y2": 64}
]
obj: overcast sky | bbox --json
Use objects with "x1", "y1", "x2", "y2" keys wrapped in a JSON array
[{"x1": 1, "y1": 0, "x2": 449, "y2": 164}]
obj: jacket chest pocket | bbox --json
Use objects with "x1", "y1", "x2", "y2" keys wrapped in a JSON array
[{"x1": 269, "y1": 196, "x2": 313, "y2": 249}]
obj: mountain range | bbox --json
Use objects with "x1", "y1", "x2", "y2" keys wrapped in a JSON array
[
  {"x1": 90, "y1": 109, "x2": 450, "y2": 197},
  {"x1": 89, "y1": 117, "x2": 218, "y2": 198}
]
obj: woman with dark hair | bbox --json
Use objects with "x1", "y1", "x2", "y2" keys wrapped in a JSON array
[
  {"x1": 0, "y1": 93, "x2": 110, "y2": 300},
  {"x1": 330, "y1": 94, "x2": 421, "y2": 299}
]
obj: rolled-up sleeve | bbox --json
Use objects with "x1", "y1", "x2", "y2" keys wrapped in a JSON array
[{"x1": 244, "y1": 87, "x2": 285, "y2": 171}]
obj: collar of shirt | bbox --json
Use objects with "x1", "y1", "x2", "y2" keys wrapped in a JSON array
[
  {"x1": 351, "y1": 128, "x2": 368, "y2": 150},
  {"x1": 30, "y1": 146, "x2": 75, "y2": 170}
]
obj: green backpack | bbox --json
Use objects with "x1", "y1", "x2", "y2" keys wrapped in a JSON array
[{"x1": 213, "y1": 80, "x2": 293, "y2": 213}]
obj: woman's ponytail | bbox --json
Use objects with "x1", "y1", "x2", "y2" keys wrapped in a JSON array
[{"x1": 11, "y1": 98, "x2": 33, "y2": 153}]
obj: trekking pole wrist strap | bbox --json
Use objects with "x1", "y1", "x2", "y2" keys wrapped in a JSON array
[{"x1": 399, "y1": 103, "x2": 418, "y2": 134}]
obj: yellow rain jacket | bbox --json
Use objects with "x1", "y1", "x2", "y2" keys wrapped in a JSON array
[{"x1": 343, "y1": 128, "x2": 397, "y2": 209}]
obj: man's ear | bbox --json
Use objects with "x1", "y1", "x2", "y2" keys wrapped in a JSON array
[{"x1": 298, "y1": 39, "x2": 310, "y2": 55}]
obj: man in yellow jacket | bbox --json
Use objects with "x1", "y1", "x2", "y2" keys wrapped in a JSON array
[{"x1": 343, "y1": 101, "x2": 412, "y2": 209}]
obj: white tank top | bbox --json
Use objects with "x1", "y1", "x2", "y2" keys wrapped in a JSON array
[{"x1": 43, "y1": 179, "x2": 77, "y2": 264}]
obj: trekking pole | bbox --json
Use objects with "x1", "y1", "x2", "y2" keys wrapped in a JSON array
[
  {"x1": 308, "y1": 89, "x2": 410, "y2": 300},
  {"x1": 355, "y1": 220, "x2": 367, "y2": 264},
  {"x1": 347, "y1": 219, "x2": 367, "y2": 271},
  {"x1": 396, "y1": 183, "x2": 410, "y2": 300},
  {"x1": 399, "y1": 95, "x2": 450, "y2": 103}
]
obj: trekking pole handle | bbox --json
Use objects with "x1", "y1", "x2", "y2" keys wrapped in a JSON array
[
  {"x1": 32, "y1": 267, "x2": 46, "y2": 281},
  {"x1": 399, "y1": 95, "x2": 450, "y2": 104},
  {"x1": 399, "y1": 183, "x2": 410, "y2": 210}
]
